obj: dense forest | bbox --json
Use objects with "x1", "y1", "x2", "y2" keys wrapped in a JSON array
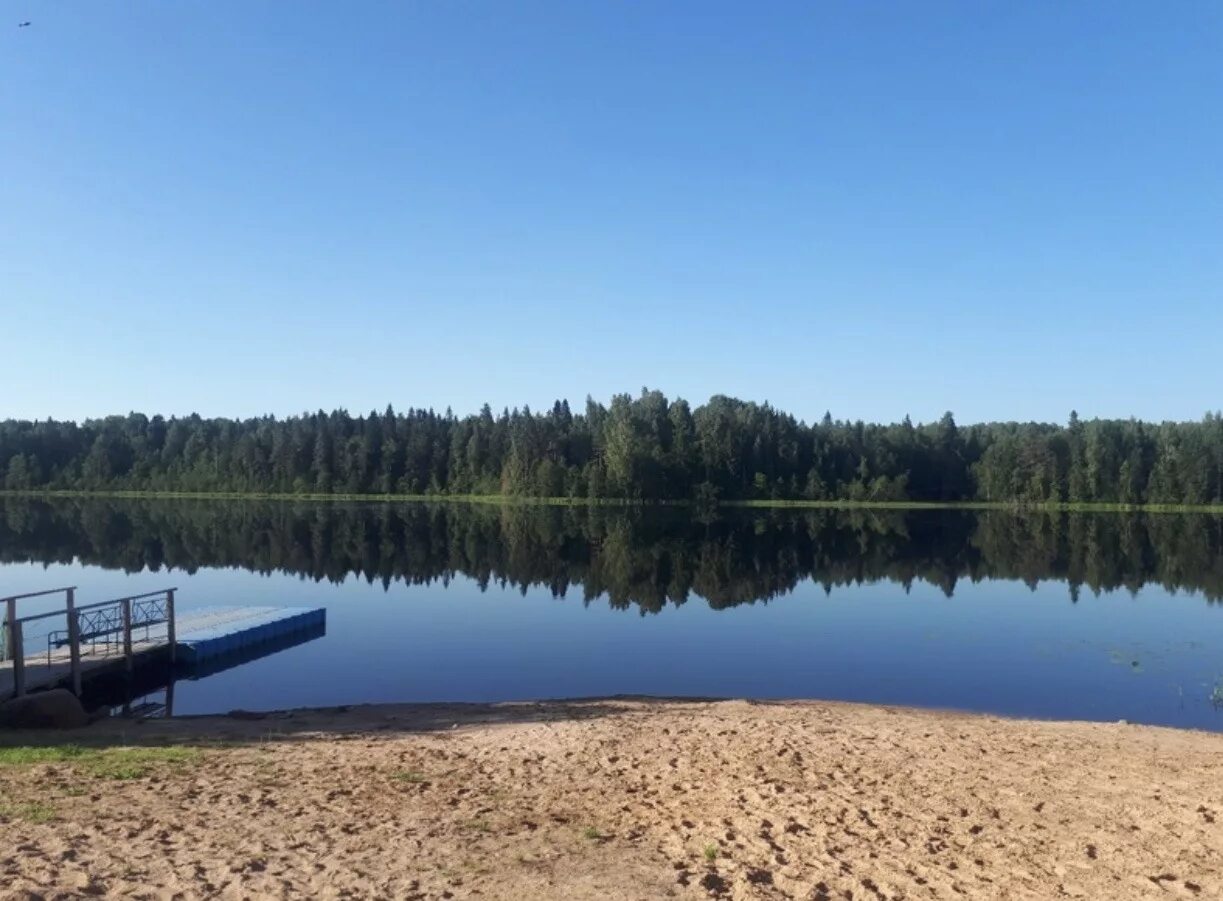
[
  {"x1": 1, "y1": 392, "x2": 1221, "y2": 506},
  {"x1": 1, "y1": 499, "x2": 1220, "y2": 607}
]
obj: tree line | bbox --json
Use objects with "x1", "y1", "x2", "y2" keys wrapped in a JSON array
[
  {"x1": 1, "y1": 392, "x2": 1221, "y2": 505},
  {"x1": 1, "y1": 498, "x2": 1220, "y2": 608}
]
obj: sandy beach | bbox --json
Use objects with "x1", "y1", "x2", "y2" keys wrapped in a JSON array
[{"x1": 2, "y1": 698, "x2": 1222, "y2": 900}]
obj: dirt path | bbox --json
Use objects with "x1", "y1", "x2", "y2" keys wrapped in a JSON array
[{"x1": 2, "y1": 698, "x2": 1222, "y2": 899}]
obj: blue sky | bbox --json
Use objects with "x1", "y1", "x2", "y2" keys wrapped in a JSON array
[{"x1": 2, "y1": 2, "x2": 1220, "y2": 425}]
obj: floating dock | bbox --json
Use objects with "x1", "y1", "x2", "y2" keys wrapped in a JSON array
[
  {"x1": 1, "y1": 587, "x2": 325, "y2": 701},
  {"x1": 174, "y1": 606, "x2": 326, "y2": 663}
]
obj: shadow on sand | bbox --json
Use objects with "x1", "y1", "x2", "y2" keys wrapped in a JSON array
[{"x1": 0, "y1": 695, "x2": 732, "y2": 749}]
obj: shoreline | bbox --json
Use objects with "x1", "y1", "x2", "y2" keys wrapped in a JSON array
[
  {"x1": 2, "y1": 488, "x2": 1221, "y2": 515},
  {"x1": 4, "y1": 694, "x2": 1222, "y2": 744},
  {"x1": 3, "y1": 697, "x2": 1222, "y2": 898}
]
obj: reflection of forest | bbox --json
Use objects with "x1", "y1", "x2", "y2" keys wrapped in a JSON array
[{"x1": 1, "y1": 499, "x2": 1220, "y2": 611}]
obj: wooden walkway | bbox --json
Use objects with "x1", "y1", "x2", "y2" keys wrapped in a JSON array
[{"x1": 0, "y1": 634, "x2": 167, "y2": 699}]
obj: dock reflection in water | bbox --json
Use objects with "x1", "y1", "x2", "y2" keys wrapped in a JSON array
[{"x1": 83, "y1": 617, "x2": 327, "y2": 717}]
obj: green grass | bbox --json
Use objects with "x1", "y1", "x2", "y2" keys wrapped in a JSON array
[
  {"x1": 703, "y1": 843, "x2": 719, "y2": 862},
  {"x1": 0, "y1": 800, "x2": 57, "y2": 823},
  {"x1": 0, "y1": 488, "x2": 667, "y2": 507},
  {"x1": 0, "y1": 745, "x2": 90, "y2": 766},
  {"x1": 582, "y1": 826, "x2": 603, "y2": 841},
  {"x1": 392, "y1": 769, "x2": 428, "y2": 784},
  {"x1": 1, "y1": 488, "x2": 1220, "y2": 514},
  {"x1": 725, "y1": 499, "x2": 1223, "y2": 514},
  {"x1": 0, "y1": 745, "x2": 200, "y2": 779}
]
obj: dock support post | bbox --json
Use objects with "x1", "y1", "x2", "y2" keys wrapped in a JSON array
[
  {"x1": 5, "y1": 597, "x2": 24, "y2": 698},
  {"x1": 10, "y1": 621, "x2": 24, "y2": 698},
  {"x1": 66, "y1": 587, "x2": 82, "y2": 696},
  {"x1": 166, "y1": 589, "x2": 177, "y2": 664},
  {"x1": 2, "y1": 597, "x2": 10, "y2": 658},
  {"x1": 122, "y1": 597, "x2": 133, "y2": 674},
  {"x1": 2, "y1": 596, "x2": 13, "y2": 664}
]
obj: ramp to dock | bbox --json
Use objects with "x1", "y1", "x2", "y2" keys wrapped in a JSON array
[{"x1": 2, "y1": 588, "x2": 325, "y2": 700}]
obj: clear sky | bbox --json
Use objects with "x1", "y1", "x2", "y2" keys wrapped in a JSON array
[{"x1": 2, "y1": 2, "x2": 1220, "y2": 426}]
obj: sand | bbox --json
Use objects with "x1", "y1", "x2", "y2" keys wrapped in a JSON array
[{"x1": 2, "y1": 698, "x2": 1222, "y2": 900}]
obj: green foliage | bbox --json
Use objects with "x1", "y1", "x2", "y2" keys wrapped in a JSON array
[
  {"x1": 692, "y1": 481, "x2": 721, "y2": 512},
  {"x1": 0, "y1": 397, "x2": 1220, "y2": 506}
]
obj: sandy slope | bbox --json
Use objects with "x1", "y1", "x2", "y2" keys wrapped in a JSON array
[{"x1": 1, "y1": 698, "x2": 1222, "y2": 900}]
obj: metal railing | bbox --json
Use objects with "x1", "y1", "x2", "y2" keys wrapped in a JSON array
[{"x1": 2, "y1": 587, "x2": 177, "y2": 698}]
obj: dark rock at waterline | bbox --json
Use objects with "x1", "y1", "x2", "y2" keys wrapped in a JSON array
[
  {"x1": 226, "y1": 709, "x2": 269, "y2": 721},
  {"x1": 0, "y1": 689, "x2": 89, "y2": 729}
]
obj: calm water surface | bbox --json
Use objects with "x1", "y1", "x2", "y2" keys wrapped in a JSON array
[{"x1": 1, "y1": 498, "x2": 1221, "y2": 729}]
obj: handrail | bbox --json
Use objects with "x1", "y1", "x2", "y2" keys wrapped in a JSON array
[
  {"x1": 11, "y1": 607, "x2": 79, "y2": 625},
  {"x1": 0, "y1": 586, "x2": 77, "y2": 605},
  {"x1": 7, "y1": 588, "x2": 178, "y2": 624},
  {"x1": 99, "y1": 588, "x2": 179, "y2": 605}
]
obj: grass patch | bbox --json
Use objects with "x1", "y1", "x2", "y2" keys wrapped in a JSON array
[
  {"x1": 0, "y1": 801, "x2": 56, "y2": 823},
  {"x1": 582, "y1": 826, "x2": 603, "y2": 841},
  {"x1": 392, "y1": 769, "x2": 428, "y2": 784},
  {"x1": 704, "y1": 844, "x2": 719, "y2": 862},
  {"x1": 0, "y1": 489, "x2": 671, "y2": 508},
  {"x1": 464, "y1": 819, "x2": 492, "y2": 833},
  {"x1": 0, "y1": 745, "x2": 200, "y2": 779},
  {"x1": 725, "y1": 499, "x2": 1223, "y2": 514},
  {"x1": 0, "y1": 746, "x2": 89, "y2": 766}
]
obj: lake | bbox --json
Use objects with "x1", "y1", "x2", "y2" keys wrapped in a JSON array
[{"x1": 1, "y1": 497, "x2": 1221, "y2": 729}]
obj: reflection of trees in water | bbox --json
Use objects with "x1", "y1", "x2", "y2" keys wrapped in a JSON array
[{"x1": 0, "y1": 499, "x2": 1220, "y2": 612}]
